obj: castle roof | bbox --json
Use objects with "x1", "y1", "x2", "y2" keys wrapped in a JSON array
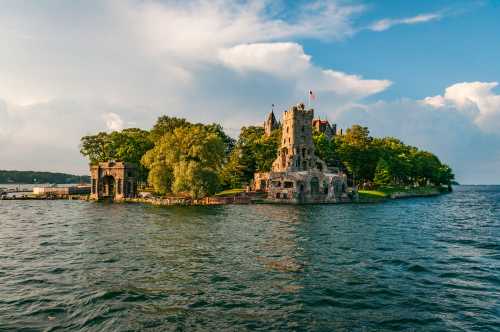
[{"x1": 313, "y1": 119, "x2": 330, "y2": 126}]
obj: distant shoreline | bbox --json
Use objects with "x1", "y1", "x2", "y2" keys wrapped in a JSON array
[{"x1": 0, "y1": 170, "x2": 89, "y2": 185}]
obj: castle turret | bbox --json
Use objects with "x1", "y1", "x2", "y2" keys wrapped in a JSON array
[{"x1": 264, "y1": 110, "x2": 279, "y2": 137}]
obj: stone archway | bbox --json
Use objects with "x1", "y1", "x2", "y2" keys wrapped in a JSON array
[
  {"x1": 310, "y1": 177, "x2": 319, "y2": 195},
  {"x1": 90, "y1": 161, "x2": 137, "y2": 201},
  {"x1": 102, "y1": 175, "x2": 116, "y2": 198},
  {"x1": 298, "y1": 182, "x2": 305, "y2": 202}
]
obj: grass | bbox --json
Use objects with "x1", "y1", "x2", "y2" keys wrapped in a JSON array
[
  {"x1": 358, "y1": 185, "x2": 443, "y2": 200},
  {"x1": 214, "y1": 188, "x2": 245, "y2": 197},
  {"x1": 358, "y1": 190, "x2": 388, "y2": 199}
]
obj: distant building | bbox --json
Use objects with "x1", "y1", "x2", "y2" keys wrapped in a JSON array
[
  {"x1": 89, "y1": 161, "x2": 137, "y2": 201},
  {"x1": 264, "y1": 110, "x2": 280, "y2": 137},
  {"x1": 33, "y1": 186, "x2": 90, "y2": 196},
  {"x1": 254, "y1": 103, "x2": 347, "y2": 203},
  {"x1": 312, "y1": 119, "x2": 336, "y2": 140}
]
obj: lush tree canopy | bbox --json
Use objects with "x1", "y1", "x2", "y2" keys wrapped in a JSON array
[
  {"x1": 150, "y1": 116, "x2": 235, "y2": 157},
  {"x1": 141, "y1": 126, "x2": 225, "y2": 198},
  {"x1": 80, "y1": 128, "x2": 154, "y2": 181},
  {"x1": 333, "y1": 126, "x2": 454, "y2": 187},
  {"x1": 220, "y1": 126, "x2": 280, "y2": 188},
  {"x1": 312, "y1": 131, "x2": 341, "y2": 171},
  {"x1": 80, "y1": 114, "x2": 453, "y2": 198}
]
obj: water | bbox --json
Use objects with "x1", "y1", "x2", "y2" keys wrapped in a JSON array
[{"x1": 1, "y1": 186, "x2": 499, "y2": 331}]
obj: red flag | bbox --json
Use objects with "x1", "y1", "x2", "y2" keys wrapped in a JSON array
[{"x1": 309, "y1": 90, "x2": 316, "y2": 100}]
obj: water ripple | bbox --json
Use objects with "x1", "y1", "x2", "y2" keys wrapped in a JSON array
[{"x1": 0, "y1": 186, "x2": 499, "y2": 331}]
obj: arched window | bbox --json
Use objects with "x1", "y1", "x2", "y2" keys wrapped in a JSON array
[{"x1": 310, "y1": 177, "x2": 319, "y2": 194}]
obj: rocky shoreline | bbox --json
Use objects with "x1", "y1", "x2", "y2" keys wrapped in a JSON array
[{"x1": 2, "y1": 187, "x2": 449, "y2": 206}]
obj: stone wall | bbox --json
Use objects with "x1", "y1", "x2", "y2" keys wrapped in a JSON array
[{"x1": 271, "y1": 103, "x2": 327, "y2": 173}]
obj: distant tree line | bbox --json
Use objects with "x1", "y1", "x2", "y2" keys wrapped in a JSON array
[
  {"x1": 80, "y1": 116, "x2": 454, "y2": 198},
  {"x1": 0, "y1": 170, "x2": 89, "y2": 184}
]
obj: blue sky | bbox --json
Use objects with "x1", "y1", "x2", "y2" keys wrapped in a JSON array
[
  {"x1": 304, "y1": 0, "x2": 500, "y2": 100},
  {"x1": 0, "y1": 0, "x2": 499, "y2": 184}
]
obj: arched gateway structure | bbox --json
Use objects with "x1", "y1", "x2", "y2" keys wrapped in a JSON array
[{"x1": 89, "y1": 161, "x2": 137, "y2": 201}]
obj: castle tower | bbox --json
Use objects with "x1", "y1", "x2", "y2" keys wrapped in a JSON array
[
  {"x1": 264, "y1": 110, "x2": 279, "y2": 137},
  {"x1": 272, "y1": 103, "x2": 326, "y2": 172}
]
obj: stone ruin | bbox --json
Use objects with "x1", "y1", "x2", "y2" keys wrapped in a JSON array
[{"x1": 254, "y1": 103, "x2": 348, "y2": 203}]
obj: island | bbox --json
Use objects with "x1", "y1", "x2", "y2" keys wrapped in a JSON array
[{"x1": 79, "y1": 102, "x2": 454, "y2": 205}]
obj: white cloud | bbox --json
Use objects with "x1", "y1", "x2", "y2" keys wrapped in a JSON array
[
  {"x1": 316, "y1": 70, "x2": 391, "y2": 97},
  {"x1": 0, "y1": 0, "x2": 387, "y2": 174},
  {"x1": 219, "y1": 42, "x2": 391, "y2": 99},
  {"x1": 103, "y1": 112, "x2": 124, "y2": 131},
  {"x1": 370, "y1": 13, "x2": 441, "y2": 32},
  {"x1": 423, "y1": 82, "x2": 500, "y2": 133},
  {"x1": 3, "y1": 0, "x2": 488, "y2": 184},
  {"x1": 219, "y1": 43, "x2": 311, "y2": 76},
  {"x1": 131, "y1": 0, "x2": 364, "y2": 60}
]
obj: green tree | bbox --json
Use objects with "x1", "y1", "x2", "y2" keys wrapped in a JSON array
[
  {"x1": 141, "y1": 126, "x2": 225, "y2": 197},
  {"x1": 336, "y1": 125, "x2": 379, "y2": 184},
  {"x1": 374, "y1": 158, "x2": 392, "y2": 186},
  {"x1": 172, "y1": 161, "x2": 221, "y2": 199},
  {"x1": 438, "y1": 164, "x2": 455, "y2": 188},
  {"x1": 149, "y1": 116, "x2": 190, "y2": 141},
  {"x1": 313, "y1": 131, "x2": 339, "y2": 169},
  {"x1": 80, "y1": 128, "x2": 153, "y2": 181},
  {"x1": 150, "y1": 116, "x2": 235, "y2": 157},
  {"x1": 79, "y1": 132, "x2": 113, "y2": 164},
  {"x1": 220, "y1": 126, "x2": 280, "y2": 188}
]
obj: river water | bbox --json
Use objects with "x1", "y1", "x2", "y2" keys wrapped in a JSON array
[{"x1": 0, "y1": 186, "x2": 499, "y2": 331}]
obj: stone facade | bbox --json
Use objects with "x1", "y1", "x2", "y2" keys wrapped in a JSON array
[
  {"x1": 272, "y1": 104, "x2": 327, "y2": 172},
  {"x1": 89, "y1": 161, "x2": 137, "y2": 201},
  {"x1": 264, "y1": 110, "x2": 280, "y2": 137},
  {"x1": 254, "y1": 103, "x2": 348, "y2": 203}
]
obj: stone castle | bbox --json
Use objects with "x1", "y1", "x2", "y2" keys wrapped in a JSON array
[{"x1": 254, "y1": 103, "x2": 348, "y2": 203}]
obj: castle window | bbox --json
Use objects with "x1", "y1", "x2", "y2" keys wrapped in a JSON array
[
  {"x1": 302, "y1": 126, "x2": 305, "y2": 132},
  {"x1": 288, "y1": 138, "x2": 290, "y2": 143},
  {"x1": 286, "y1": 127, "x2": 289, "y2": 133},
  {"x1": 284, "y1": 181, "x2": 294, "y2": 188}
]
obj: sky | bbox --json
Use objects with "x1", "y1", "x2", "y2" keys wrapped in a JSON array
[{"x1": 0, "y1": 0, "x2": 499, "y2": 184}]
